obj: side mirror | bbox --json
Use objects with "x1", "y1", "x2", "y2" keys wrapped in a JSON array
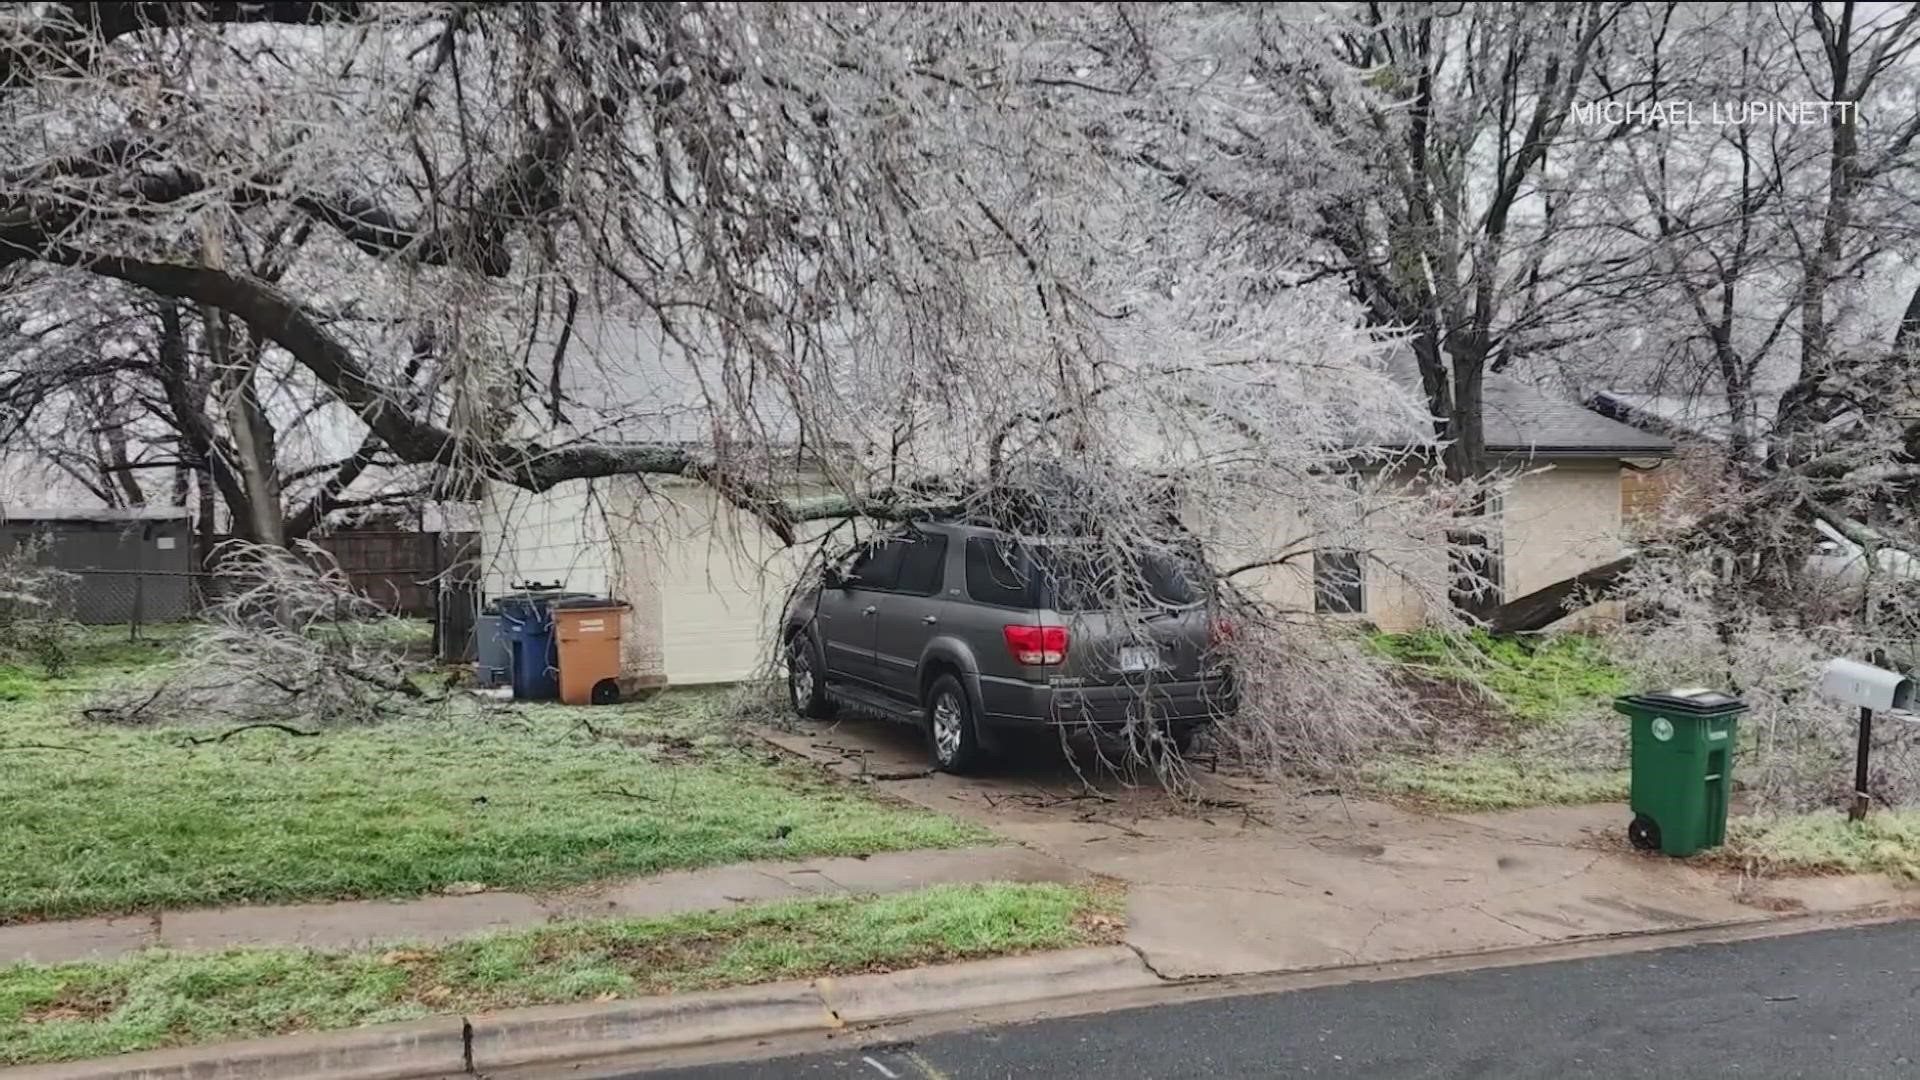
[{"x1": 822, "y1": 566, "x2": 848, "y2": 590}]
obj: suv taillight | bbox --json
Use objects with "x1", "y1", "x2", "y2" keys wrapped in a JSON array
[{"x1": 1004, "y1": 624, "x2": 1068, "y2": 665}]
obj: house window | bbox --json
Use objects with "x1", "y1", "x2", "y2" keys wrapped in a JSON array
[{"x1": 1313, "y1": 549, "x2": 1365, "y2": 614}]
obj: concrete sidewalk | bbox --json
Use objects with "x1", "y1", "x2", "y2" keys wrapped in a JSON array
[
  {"x1": 0, "y1": 845, "x2": 1081, "y2": 965},
  {"x1": 760, "y1": 719, "x2": 1917, "y2": 981}
]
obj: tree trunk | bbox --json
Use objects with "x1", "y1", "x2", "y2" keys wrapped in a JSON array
[
  {"x1": 202, "y1": 307, "x2": 283, "y2": 545},
  {"x1": 1443, "y1": 348, "x2": 1498, "y2": 618}
]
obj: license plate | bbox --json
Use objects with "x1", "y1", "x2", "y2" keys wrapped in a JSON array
[{"x1": 1120, "y1": 646, "x2": 1159, "y2": 672}]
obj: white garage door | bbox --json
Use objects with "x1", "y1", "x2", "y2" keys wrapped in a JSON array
[{"x1": 651, "y1": 491, "x2": 811, "y2": 685}]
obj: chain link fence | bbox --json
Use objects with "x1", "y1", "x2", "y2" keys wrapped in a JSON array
[{"x1": 56, "y1": 568, "x2": 211, "y2": 631}]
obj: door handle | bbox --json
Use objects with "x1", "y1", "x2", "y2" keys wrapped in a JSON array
[
  {"x1": 862, "y1": 605, "x2": 877, "y2": 616},
  {"x1": 922, "y1": 614, "x2": 938, "y2": 625}
]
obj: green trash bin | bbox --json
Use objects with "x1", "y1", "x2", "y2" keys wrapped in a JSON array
[{"x1": 1614, "y1": 689, "x2": 1748, "y2": 857}]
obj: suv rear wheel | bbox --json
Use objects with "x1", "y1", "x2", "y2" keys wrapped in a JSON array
[
  {"x1": 924, "y1": 673, "x2": 986, "y2": 774},
  {"x1": 786, "y1": 633, "x2": 833, "y2": 719}
]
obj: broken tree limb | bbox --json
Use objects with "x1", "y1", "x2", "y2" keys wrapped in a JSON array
[
  {"x1": 1485, "y1": 554, "x2": 1636, "y2": 633},
  {"x1": 183, "y1": 722, "x2": 322, "y2": 745}
]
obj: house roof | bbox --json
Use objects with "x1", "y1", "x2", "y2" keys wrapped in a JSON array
[
  {"x1": 1375, "y1": 353, "x2": 1674, "y2": 458},
  {"x1": 0, "y1": 505, "x2": 191, "y2": 525},
  {"x1": 1478, "y1": 376, "x2": 1675, "y2": 457},
  {"x1": 1585, "y1": 390, "x2": 1737, "y2": 445},
  {"x1": 546, "y1": 314, "x2": 1673, "y2": 463}
]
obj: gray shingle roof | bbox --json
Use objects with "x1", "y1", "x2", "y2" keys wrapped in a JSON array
[{"x1": 1382, "y1": 351, "x2": 1673, "y2": 458}]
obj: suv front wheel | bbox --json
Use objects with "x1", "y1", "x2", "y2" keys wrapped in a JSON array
[
  {"x1": 786, "y1": 633, "x2": 834, "y2": 720},
  {"x1": 923, "y1": 673, "x2": 986, "y2": 774}
]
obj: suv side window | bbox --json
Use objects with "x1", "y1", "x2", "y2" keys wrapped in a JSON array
[
  {"x1": 894, "y1": 532, "x2": 949, "y2": 596},
  {"x1": 847, "y1": 538, "x2": 906, "y2": 591},
  {"x1": 964, "y1": 537, "x2": 1032, "y2": 607}
]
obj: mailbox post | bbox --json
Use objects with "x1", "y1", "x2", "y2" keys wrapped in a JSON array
[{"x1": 1818, "y1": 655, "x2": 1914, "y2": 820}]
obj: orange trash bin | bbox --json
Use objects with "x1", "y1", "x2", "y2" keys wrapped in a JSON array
[{"x1": 553, "y1": 600, "x2": 630, "y2": 705}]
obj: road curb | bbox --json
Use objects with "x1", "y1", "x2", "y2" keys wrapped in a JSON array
[
  {"x1": 816, "y1": 944, "x2": 1160, "y2": 1025},
  {"x1": 466, "y1": 981, "x2": 832, "y2": 1072},
  {"x1": 0, "y1": 1017, "x2": 467, "y2": 1080},
  {"x1": 0, "y1": 947, "x2": 1155, "y2": 1080}
]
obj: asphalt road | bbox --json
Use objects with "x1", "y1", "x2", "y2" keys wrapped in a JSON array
[{"x1": 636, "y1": 922, "x2": 1920, "y2": 1079}]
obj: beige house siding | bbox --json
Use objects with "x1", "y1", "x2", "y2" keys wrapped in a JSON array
[
  {"x1": 477, "y1": 479, "x2": 614, "y2": 597},
  {"x1": 1204, "y1": 464, "x2": 1447, "y2": 633},
  {"x1": 1501, "y1": 461, "x2": 1627, "y2": 600},
  {"x1": 479, "y1": 478, "x2": 664, "y2": 683},
  {"x1": 1220, "y1": 459, "x2": 1628, "y2": 633},
  {"x1": 482, "y1": 459, "x2": 1634, "y2": 687},
  {"x1": 481, "y1": 479, "x2": 823, "y2": 687}
]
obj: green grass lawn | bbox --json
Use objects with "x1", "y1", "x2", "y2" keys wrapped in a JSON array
[
  {"x1": 1726, "y1": 811, "x2": 1920, "y2": 880},
  {"x1": 1361, "y1": 630, "x2": 1633, "y2": 810},
  {"x1": 0, "y1": 635, "x2": 986, "y2": 922},
  {"x1": 1368, "y1": 753, "x2": 1628, "y2": 811},
  {"x1": 0, "y1": 882, "x2": 1121, "y2": 1066},
  {"x1": 1370, "y1": 629, "x2": 1629, "y2": 724}
]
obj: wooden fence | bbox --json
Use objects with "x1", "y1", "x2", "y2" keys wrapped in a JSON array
[
  {"x1": 202, "y1": 530, "x2": 476, "y2": 617},
  {"x1": 198, "y1": 530, "x2": 480, "y2": 661}
]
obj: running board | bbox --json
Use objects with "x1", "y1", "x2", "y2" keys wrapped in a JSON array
[{"x1": 825, "y1": 681, "x2": 920, "y2": 724}]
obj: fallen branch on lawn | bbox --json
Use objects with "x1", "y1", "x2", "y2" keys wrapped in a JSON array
[
  {"x1": 183, "y1": 722, "x2": 323, "y2": 746},
  {"x1": 590, "y1": 787, "x2": 656, "y2": 802},
  {"x1": 97, "y1": 540, "x2": 439, "y2": 728}
]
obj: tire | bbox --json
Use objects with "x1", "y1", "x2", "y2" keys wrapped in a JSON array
[
  {"x1": 786, "y1": 633, "x2": 834, "y2": 720},
  {"x1": 923, "y1": 673, "x2": 988, "y2": 774},
  {"x1": 1169, "y1": 724, "x2": 1201, "y2": 756},
  {"x1": 1627, "y1": 814, "x2": 1661, "y2": 852}
]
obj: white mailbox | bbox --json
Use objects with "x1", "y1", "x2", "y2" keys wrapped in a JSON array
[{"x1": 1820, "y1": 658, "x2": 1914, "y2": 712}]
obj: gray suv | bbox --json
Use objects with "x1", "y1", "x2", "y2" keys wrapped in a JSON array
[{"x1": 781, "y1": 521, "x2": 1238, "y2": 773}]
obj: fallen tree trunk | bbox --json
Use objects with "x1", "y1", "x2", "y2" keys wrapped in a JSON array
[{"x1": 1485, "y1": 554, "x2": 1636, "y2": 633}]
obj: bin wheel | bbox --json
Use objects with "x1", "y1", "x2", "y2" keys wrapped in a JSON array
[
  {"x1": 1628, "y1": 814, "x2": 1661, "y2": 852},
  {"x1": 590, "y1": 678, "x2": 621, "y2": 706}
]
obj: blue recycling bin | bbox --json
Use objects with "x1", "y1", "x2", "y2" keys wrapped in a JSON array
[{"x1": 498, "y1": 596, "x2": 562, "y2": 700}]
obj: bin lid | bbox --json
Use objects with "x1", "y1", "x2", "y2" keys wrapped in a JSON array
[
  {"x1": 553, "y1": 596, "x2": 630, "y2": 611},
  {"x1": 496, "y1": 590, "x2": 596, "y2": 616},
  {"x1": 1618, "y1": 687, "x2": 1747, "y2": 716}
]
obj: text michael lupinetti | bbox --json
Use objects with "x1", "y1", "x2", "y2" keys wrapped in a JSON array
[{"x1": 1572, "y1": 100, "x2": 1862, "y2": 126}]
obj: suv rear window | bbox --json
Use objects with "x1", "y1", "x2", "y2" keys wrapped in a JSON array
[
  {"x1": 1033, "y1": 546, "x2": 1199, "y2": 611},
  {"x1": 963, "y1": 537, "x2": 1200, "y2": 611},
  {"x1": 964, "y1": 538, "x2": 1033, "y2": 607}
]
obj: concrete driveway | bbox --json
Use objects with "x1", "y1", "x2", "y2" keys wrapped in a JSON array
[{"x1": 756, "y1": 716, "x2": 1912, "y2": 980}]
